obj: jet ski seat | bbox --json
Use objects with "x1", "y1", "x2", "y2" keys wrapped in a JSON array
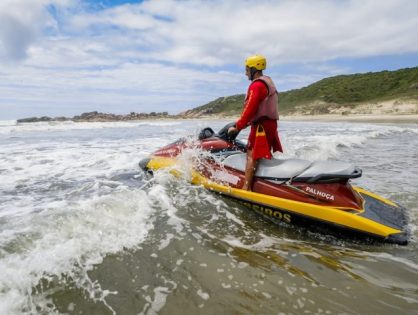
[{"x1": 222, "y1": 153, "x2": 362, "y2": 183}]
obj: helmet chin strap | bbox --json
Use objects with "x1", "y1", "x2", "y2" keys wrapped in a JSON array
[
  {"x1": 249, "y1": 67, "x2": 255, "y2": 80},
  {"x1": 249, "y1": 67, "x2": 260, "y2": 81}
]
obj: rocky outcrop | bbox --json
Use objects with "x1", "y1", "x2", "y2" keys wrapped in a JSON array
[
  {"x1": 17, "y1": 116, "x2": 56, "y2": 123},
  {"x1": 17, "y1": 111, "x2": 173, "y2": 123}
]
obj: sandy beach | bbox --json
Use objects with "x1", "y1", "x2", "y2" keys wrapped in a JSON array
[
  {"x1": 282, "y1": 114, "x2": 418, "y2": 123},
  {"x1": 280, "y1": 99, "x2": 418, "y2": 123},
  {"x1": 190, "y1": 100, "x2": 418, "y2": 124}
]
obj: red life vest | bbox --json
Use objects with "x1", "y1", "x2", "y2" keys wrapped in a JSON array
[{"x1": 250, "y1": 75, "x2": 279, "y2": 122}]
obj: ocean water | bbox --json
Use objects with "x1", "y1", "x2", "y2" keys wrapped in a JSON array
[{"x1": 0, "y1": 119, "x2": 417, "y2": 314}]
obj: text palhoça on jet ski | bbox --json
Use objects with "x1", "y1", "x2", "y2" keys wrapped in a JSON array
[{"x1": 139, "y1": 122, "x2": 409, "y2": 245}]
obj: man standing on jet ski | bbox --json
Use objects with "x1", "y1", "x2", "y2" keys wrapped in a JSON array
[{"x1": 228, "y1": 54, "x2": 283, "y2": 191}]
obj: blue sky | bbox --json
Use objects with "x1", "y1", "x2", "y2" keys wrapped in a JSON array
[{"x1": 0, "y1": 0, "x2": 417, "y2": 120}]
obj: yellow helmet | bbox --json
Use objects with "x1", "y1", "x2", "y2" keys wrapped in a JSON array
[{"x1": 245, "y1": 54, "x2": 266, "y2": 70}]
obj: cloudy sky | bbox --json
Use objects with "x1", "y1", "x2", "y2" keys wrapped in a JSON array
[{"x1": 0, "y1": 0, "x2": 417, "y2": 120}]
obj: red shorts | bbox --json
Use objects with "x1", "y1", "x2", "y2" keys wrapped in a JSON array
[{"x1": 247, "y1": 120, "x2": 283, "y2": 156}]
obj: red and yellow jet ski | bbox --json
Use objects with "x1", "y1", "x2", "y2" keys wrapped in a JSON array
[{"x1": 139, "y1": 123, "x2": 409, "y2": 245}]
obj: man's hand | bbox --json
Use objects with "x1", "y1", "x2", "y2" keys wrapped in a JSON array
[{"x1": 228, "y1": 126, "x2": 238, "y2": 135}]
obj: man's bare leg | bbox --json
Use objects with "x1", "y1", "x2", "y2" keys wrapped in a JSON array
[{"x1": 242, "y1": 149, "x2": 257, "y2": 191}]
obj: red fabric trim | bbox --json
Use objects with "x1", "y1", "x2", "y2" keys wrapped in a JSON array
[
  {"x1": 247, "y1": 120, "x2": 283, "y2": 160},
  {"x1": 253, "y1": 125, "x2": 272, "y2": 160}
]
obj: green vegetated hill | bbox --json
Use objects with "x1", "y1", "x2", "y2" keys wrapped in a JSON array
[
  {"x1": 182, "y1": 94, "x2": 246, "y2": 117},
  {"x1": 181, "y1": 67, "x2": 418, "y2": 117}
]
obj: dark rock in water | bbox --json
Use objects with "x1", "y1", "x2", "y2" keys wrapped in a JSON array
[
  {"x1": 17, "y1": 116, "x2": 52, "y2": 123},
  {"x1": 17, "y1": 117, "x2": 38, "y2": 123},
  {"x1": 54, "y1": 116, "x2": 70, "y2": 121}
]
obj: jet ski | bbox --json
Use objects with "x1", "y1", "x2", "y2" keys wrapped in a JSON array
[{"x1": 139, "y1": 122, "x2": 409, "y2": 245}]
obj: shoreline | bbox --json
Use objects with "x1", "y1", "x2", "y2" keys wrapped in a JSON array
[{"x1": 7, "y1": 113, "x2": 418, "y2": 125}]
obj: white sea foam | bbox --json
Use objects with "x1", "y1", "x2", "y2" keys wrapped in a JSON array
[
  {"x1": 0, "y1": 120, "x2": 17, "y2": 127},
  {"x1": 140, "y1": 278, "x2": 178, "y2": 315},
  {"x1": 0, "y1": 120, "x2": 182, "y2": 135},
  {"x1": 196, "y1": 289, "x2": 210, "y2": 300},
  {"x1": 0, "y1": 122, "x2": 183, "y2": 313},
  {"x1": 282, "y1": 133, "x2": 367, "y2": 160},
  {"x1": 276, "y1": 122, "x2": 418, "y2": 161},
  {"x1": 352, "y1": 251, "x2": 418, "y2": 272},
  {"x1": 0, "y1": 188, "x2": 158, "y2": 314}
]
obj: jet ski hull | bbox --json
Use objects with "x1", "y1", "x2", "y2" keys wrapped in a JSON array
[
  {"x1": 140, "y1": 155, "x2": 408, "y2": 245},
  {"x1": 138, "y1": 124, "x2": 409, "y2": 245},
  {"x1": 219, "y1": 185, "x2": 408, "y2": 245}
]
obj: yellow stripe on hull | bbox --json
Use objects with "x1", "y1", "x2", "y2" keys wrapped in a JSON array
[
  {"x1": 146, "y1": 156, "x2": 402, "y2": 239},
  {"x1": 353, "y1": 186, "x2": 398, "y2": 207}
]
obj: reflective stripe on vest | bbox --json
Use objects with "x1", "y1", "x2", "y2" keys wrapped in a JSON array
[{"x1": 249, "y1": 75, "x2": 279, "y2": 122}]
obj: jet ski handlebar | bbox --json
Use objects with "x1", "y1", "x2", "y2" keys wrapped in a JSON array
[
  {"x1": 216, "y1": 122, "x2": 240, "y2": 142},
  {"x1": 198, "y1": 122, "x2": 240, "y2": 142},
  {"x1": 198, "y1": 122, "x2": 246, "y2": 152}
]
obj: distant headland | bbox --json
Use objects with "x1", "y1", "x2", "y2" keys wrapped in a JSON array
[{"x1": 17, "y1": 111, "x2": 175, "y2": 123}]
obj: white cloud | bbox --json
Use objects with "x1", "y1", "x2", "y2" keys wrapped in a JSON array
[
  {"x1": 0, "y1": 0, "x2": 71, "y2": 62},
  {"x1": 0, "y1": 61, "x2": 243, "y2": 118},
  {"x1": 67, "y1": 0, "x2": 418, "y2": 65},
  {"x1": 3, "y1": 0, "x2": 418, "y2": 66},
  {"x1": 0, "y1": 1, "x2": 42, "y2": 61},
  {"x1": 71, "y1": 4, "x2": 157, "y2": 30}
]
